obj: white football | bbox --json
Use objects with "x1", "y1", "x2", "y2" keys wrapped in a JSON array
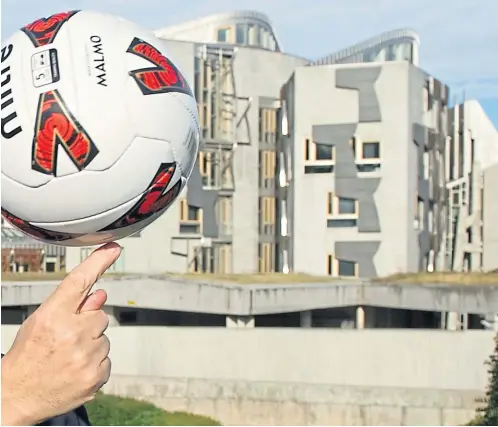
[{"x1": 1, "y1": 10, "x2": 200, "y2": 246}]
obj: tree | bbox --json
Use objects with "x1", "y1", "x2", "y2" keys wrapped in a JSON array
[{"x1": 472, "y1": 334, "x2": 498, "y2": 426}]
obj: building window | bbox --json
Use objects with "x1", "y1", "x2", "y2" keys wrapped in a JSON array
[
  {"x1": 327, "y1": 219, "x2": 357, "y2": 228},
  {"x1": 337, "y1": 259, "x2": 357, "y2": 277},
  {"x1": 259, "y1": 243, "x2": 275, "y2": 273},
  {"x1": 417, "y1": 197, "x2": 425, "y2": 230},
  {"x1": 259, "y1": 196, "x2": 275, "y2": 235},
  {"x1": 423, "y1": 149, "x2": 430, "y2": 180},
  {"x1": 199, "y1": 150, "x2": 233, "y2": 190},
  {"x1": 326, "y1": 192, "x2": 358, "y2": 217},
  {"x1": 338, "y1": 197, "x2": 356, "y2": 215},
  {"x1": 304, "y1": 165, "x2": 334, "y2": 174},
  {"x1": 236, "y1": 24, "x2": 248, "y2": 44},
  {"x1": 180, "y1": 199, "x2": 202, "y2": 234},
  {"x1": 350, "y1": 137, "x2": 381, "y2": 172},
  {"x1": 362, "y1": 142, "x2": 380, "y2": 159},
  {"x1": 199, "y1": 151, "x2": 212, "y2": 187},
  {"x1": 316, "y1": 144, "x2": 333, "y2": 160},
  {"x1": 363, "y1": 50, "x2": 376, "y2": 62},
  {"x1": 386, "y1": 44, "x2": 396, "y2": 61},
  {"x1": 259, "y1": 108, "x2": 277, "y2": 143},
  {"x1": 217, "y1": 27, "x2": 232, "y2": 42},
  {"x1": 259, "y1": 150, "x2": 276, "y2": 190},
  {"x1": 216, "y1": 244, "x2": 232, "y2": 274},
  {"x1": 327, "y1": 255, "x2": 358, "y2": 277},
  {"x1": 218, "y1": 196, "x2": 232, "y2": 236},
  {"x1": 304, "y1": 138, "x2": 334, "y2": 162},
  {"x1": 248, "y1": 24, "x2": 260, "y2": 46}
]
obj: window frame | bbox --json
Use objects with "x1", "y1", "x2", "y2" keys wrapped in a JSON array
[
  {"x1": 260, "y1": 196, "x2": 276, "y2": 235},
  {"x1": 361, "y1": 141, "x2": 381, "y2": 161},
  {"x1": 259, "y1": 108, "x2": 277, "y2": 143},
  {"x1": 326, "y1": 254, "x2": 359, "y2": 277},
  {"x1": 179, "y1": 199, "x2": 202, "y2": 235},
  {"x1": 326, "y1": 192, "x2": 359, "y2": 217},
  {"x1": 304, "y1": 138, "x2": 335, "y2": 163},
  {"x1": 216, "y1": 26, "x2": 233, "y2": 43},
  {"x1": 218, "y1": 196, "x2": 232, "y2": 236},
  {"x1": 259, "y1": 242, "x2": 275, "y2": 273}
]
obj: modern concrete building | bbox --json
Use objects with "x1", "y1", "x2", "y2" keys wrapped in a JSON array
[
  {"x1": 444, "y1": 100, "x2": 498, "y2": 273},
  {"x1": 277, "y1": 62, "x2": 449, "y2": 277},
  {"x1": 65, "y1": 11, "x2": 424, "y2": 275},
  {"x1": 64, "y1": 10, "x2": 496, "y2": 280}
]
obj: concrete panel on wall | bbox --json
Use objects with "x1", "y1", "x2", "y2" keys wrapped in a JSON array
[
  {"x1": 335, "y1": 67, "x2": 382, "y2": 123},
  {"x1": 335, "y1": 241, "x2": 380, "y2": 277},
  {"x1": 187, "y1": 163, "x2": 219, "y2": 238},
  {"x1": 313, "y1": 124, "x2": 381, "y2": 233}
]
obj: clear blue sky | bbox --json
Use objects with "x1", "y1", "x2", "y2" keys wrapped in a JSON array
[{"x1": 2, "y1": 0, "x2": 497, "y2": 128}]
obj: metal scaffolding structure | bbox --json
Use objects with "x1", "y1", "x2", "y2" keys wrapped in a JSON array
[{"x1": 172, "y1": 44, "x2": 239, "y2": 274}]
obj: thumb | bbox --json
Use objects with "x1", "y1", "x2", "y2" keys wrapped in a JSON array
[{"x1": 45, "y1": 242, "x2": 121, "y2": 313}]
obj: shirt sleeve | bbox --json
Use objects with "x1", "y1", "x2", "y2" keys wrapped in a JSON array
[{"x1": 36, "y1": 405, "x2": 91, "y2": 426}]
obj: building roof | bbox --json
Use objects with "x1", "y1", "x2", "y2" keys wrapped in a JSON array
[
  {"x1": 154, "y1": 10, "x2": 282, "y2": 52},
  {"x1": 309, "y1": 28, "x2": 420, "y2": 66}
]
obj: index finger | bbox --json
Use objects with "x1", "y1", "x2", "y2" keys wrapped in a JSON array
[{"x1": 45, "y1": 242, "x2": 121, "y2": 312}]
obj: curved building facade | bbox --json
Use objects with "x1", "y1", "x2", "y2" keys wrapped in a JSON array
[
  {"x1": 309, "y1": 29, "x2": 420, "y2": 67},
  {"x1": 155, "y1": 11, "x2": 281, "y2": 52}
]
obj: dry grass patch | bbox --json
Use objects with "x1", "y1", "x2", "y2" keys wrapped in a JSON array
[
  {"x1": 375, "y1": 272, "x2": 498, "y2": 286},
  {"x1": 2, "y1": 271, "x2": 348, "y2": 285},
  {"x1": 169, "y1": 272, "x2": 342, "y2": 284}
]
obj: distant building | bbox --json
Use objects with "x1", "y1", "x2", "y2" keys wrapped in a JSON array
[{"x1": 1, "y1": 219, "x2": 65, "y2": 273}]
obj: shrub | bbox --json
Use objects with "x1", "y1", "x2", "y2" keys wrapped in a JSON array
[
  {"x1": 467, "y1": 334, "x2": 498, "y2": 426},
  {"x1": 86, "y1": 392, "x2": 221, "y2": 426}
]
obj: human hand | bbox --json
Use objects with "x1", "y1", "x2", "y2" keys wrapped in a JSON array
[{"x1": 1, "y1": 242, "x2": 121, "y2": 426}]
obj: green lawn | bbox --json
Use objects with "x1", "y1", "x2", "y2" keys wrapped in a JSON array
[{"x1": 86, "y1": 392, "x2": 220, "y2": 426}]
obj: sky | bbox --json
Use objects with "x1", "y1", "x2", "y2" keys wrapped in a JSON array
[{"x1": 2, "y1": 0, "x2": 498, "y2": 128}]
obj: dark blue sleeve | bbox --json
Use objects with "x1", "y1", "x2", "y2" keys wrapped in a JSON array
[{"x1": 36, "y1": 405, "x2": 91, "y2": 426}]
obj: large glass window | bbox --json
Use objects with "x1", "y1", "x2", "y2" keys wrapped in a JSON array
[
  {"x1": 386, "y1": 44, "x2": 396, "y2": 61},
  {"x1": 217, "y1": 27, "x2": 231, "y2": 42},
  {"x1": 337, "y1": 259, "x2": 357, "y2": 277},
  {"x1": 236, "y1": 24, "x2": 247, "y2": 44},
  {"x1": 315, "y1": 143, "x2": 334, "y2": 160},
  {"x1": 338, "y1": 197, "x2": 356, "y2": 214},
  {"x1": 362, "y1": 142, "x2": 380, "y2": 159}
]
